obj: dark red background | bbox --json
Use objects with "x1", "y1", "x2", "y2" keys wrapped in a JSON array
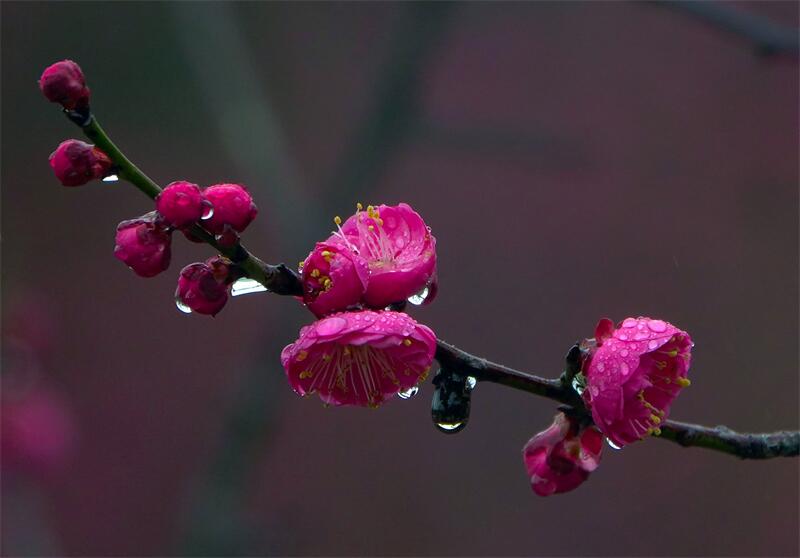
[{"x1": 2, "y1": 2, "x2": 798, "y2": 555}]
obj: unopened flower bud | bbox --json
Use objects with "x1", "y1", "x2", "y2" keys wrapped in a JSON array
[
  {"x1": 49, "y1": 140, "x2": 111, "y2": 187},
  {"x1": 522, "y1": 412, "x2": 603, "y2": 497},
  {"x1": 113, "y1": 213, "x2": 172, "y2": 277},
  {"x1": 38, "y1": 60, "x2": 90, "y2": 110},
  {"x1": 156, "y1": 181, "x2": 204, "y2": 228},
  {"x1": 203, "y1": 183, "x2": 258, "y2": 234},
  {"x1": 175, "y1": 258, "x2": 233, "y2": 316}
]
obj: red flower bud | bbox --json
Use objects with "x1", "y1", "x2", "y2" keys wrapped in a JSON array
[
  {"x1": 203, "y1": 183, "x2": 258, "y2": 234},
  {"x1": 49, "y1": 140, "x2": 111, "y2": 187},
  {"x1": 156, "y1": 181, "x2": 205, "y2": 228},
  {"x1": 175, "y1": 258, "x2": 232, "y2": 316},
  {"x1": 39, "y1": 60, "x2": 90, "y2": 110},
  {"x1": 113, "y1": 213, "x2": 172, "y2": 277}
]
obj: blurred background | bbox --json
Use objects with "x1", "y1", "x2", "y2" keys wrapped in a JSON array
[{"x1": 2, "y1": 1, "x2": 798, "y2": 556}]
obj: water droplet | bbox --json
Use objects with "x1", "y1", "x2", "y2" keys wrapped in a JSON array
[
  {"x1": 596, "y1": 362, "x2": 605, "y2": 372},
  {"x1": 620, "y1": 362, "x2": 630, "y2": 375},
  {"x1": 102, "y1": 174, "x2": 119, "y2": 183},
  {"x1": 647, "y1": 319, "x2": 667, "y2": 332},
  {"x1": 606, "y1": 439, "x2": 623, "y2": 450},
  {"x1": 201, "y1": 201, "x2": 214, "y2": 220},
  {"x1": 407, "y1": 286, "x2": 430, "y2": 306},
  {"x1": 231, "y1": 278, "x2": 268, "y2": 297},
  {"x1": 435, "y1": 421, "x2": 464, "y2": 433},
  {"x1": 175, "y1": 297, "x2": 192, "y2": 314},
  {"x1": 397, "y1": 386, "x2": 419, "y2": 400},
  {"x1": 466, "y1": 376, "x2": 477, "y2": 390},
  {"x1": 648, "y1": 339, "x2": 659, "y2": 350},
  {"x1": 619, "y1": 334, "x2": 628, "y2": 340},
  {"x1": 620, "y1": 349, "x2": 629, "y2": 357},
  {"x1": 622, "y1": 318, "x2": 637, "y2": 328}
]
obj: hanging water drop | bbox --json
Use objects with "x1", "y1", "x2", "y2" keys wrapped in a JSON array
[
  {"x1": 231, "y1": 278, "x2": 269, "y2": 297},
  {"x1": 397, "y1": 386, "x2": 419, "y2": 400},
  {"x1": 407, "y1": 286, "x2": 429, "y2": 306},
  {"x1": 435, "y1": 421, "x2": 465, "y2": 433},
  {"x1": 175, "y1": 297, "x2": 192, "y2": 314},
  {"x1": 102, "y1": 174, "x2": 119, "y2": 183},
  {"x1": 606, "y1": 439, "x2": 623, "y2": 450},
  {"x1": 431, "y1": 369, "x2": 471, "y2": 435},
  {"x1": 466, "y1": 376, "x2": 477, "y2": 390}
]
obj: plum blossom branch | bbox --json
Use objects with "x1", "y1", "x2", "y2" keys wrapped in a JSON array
[
  {"x1": 434, "y1": 340, "x2": 799, "y2": 459},
  {"x1": 53, "y1": 75, "x2": 798, "y2": 462}
]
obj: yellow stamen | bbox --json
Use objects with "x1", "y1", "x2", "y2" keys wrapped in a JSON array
[
  {"x1": 676, "y1": 377, "x2": 691, "y2": 387},
  {"x1": 356, "y1": 202, "x2": 363, "y2": 211},
  {"x1": 403, "y1": 339, "x2": 412, "y2": 346},
  {"x1": 334, "y1": 216, "x2": 342, "y2": 225},
  {"x1": 299, "y1": 370, "x2": 313, "y2": 379},
  {"x1": 650, "y1": 414, "x2": 661, "y2": 424},
  {"x1": 310, "y1": 269, "x2": 320, "y2": 278},
  {"x1": 296, "y1": 350, "x2": 308, "y2": 361}
]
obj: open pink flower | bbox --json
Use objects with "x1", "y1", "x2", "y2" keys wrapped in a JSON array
[
  {"x1": 114, "y1": 213, "x2": 172, "y2": 277},
  {"x1": 582, "y1": 317, "x2": 693, "y2": 447},
  {"x1": 334, "y1": 203, "x2": 436, "y2": 308},
  {"x1": 523, "y1": 412, "x2": 603, "y2": 497},
  {"x1": 281, "y1": 310, "x2": 436, "y2": 407},
  {"x1": 301, "y1": 240, "x2": 369, "y2": 318}
]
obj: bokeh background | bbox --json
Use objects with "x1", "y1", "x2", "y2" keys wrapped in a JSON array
[{"x1": 2, "y1": 1, "x2": 798, "y2": 556}]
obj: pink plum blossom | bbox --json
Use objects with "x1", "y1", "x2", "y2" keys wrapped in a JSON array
[
  {"x1": 203, "y1": 183, "x2": 258, "y2": 234},
  {"x1": 175, "y1": 256, "x2": 233, "y2": 316},
  {"x1": 113, "y1": 213, "x2": 172, "y2": 277},
  {"x1": 334, "y1": 203, "x2": 436, "y2": 308},
  {"x1": 301, "y1": 240, "x2": 369, "y2": 318},
  {"x1": 522, "y1": 412, "x2": 603, "y2": 496},
  {"x1": 39, "y1": 60, "x2": 90, "y2": 110},
  {"x1": 156, "y1": 181, "x2": 206, "y2": 228},
  {"x1": 523, "y1": 412, "x2": 603, "y2": 496},
  {"x1": 49, "y1": 139, "x2": 112, "y2": 187},
  {"x1": 581, "y1": 317, "x2": 693, "y2": 447},
  {"x1": 281, "y1": 310, "x2": 437, "y2": 407}
]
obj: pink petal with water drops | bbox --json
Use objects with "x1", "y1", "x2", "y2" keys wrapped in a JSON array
[
  {"x1": 281, "y1": 310, "x2": 436, "y2": 408},
  {"x1": 582, "y1": 317, "x2": 693, "y2": 447},
  {"x1": 336, "y1": 203, "x2": 437, "y2": 308}
]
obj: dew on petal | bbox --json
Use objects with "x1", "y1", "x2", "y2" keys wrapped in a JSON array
[
  {"x1": 648, "y1": 339, "x2": 659, "y2": 350},
  {"x1": 648, "y1": 319, "x2": 667, "y2": 332},
  {"x1": 622, "y1": 318, "x2": 637, "y2": 328},
  {"x1": 316, "y1": 316, "x2": 348, "y2": 336}
]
